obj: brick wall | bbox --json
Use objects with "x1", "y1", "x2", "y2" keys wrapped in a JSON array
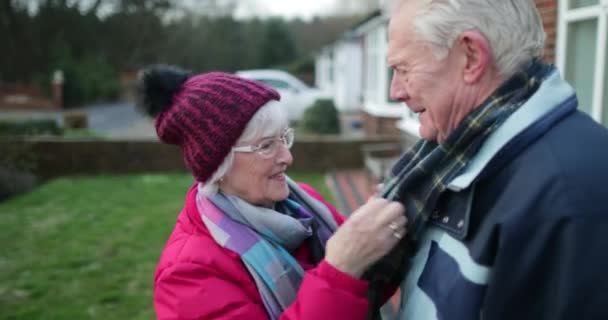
[
  {"x1": 0, "y1": 86, "x2": 57, "y2": 110},
  {"x1": 0, "y1": 136, "x2": 401, "y2": 180},
  {"x1": 535, "y1": 0, "x2": 558, "y2": 63}
]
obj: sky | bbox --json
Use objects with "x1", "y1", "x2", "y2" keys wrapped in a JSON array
[
  {"x1": 24, "y1": 0, "x2": 374, "y2": 21},
  {"x1": 234, "y1": 0, "x2": 339, "y2": 20}
]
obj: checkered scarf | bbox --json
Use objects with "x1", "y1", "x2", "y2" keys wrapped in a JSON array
[
  {"x1": 364, "y1": 60, "x2": 553, "y2": 319},
  {"x1": 196, "y1": 178, "x2": 338, "y2": 319}
]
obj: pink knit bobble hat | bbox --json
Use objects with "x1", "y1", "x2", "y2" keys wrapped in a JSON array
[{"x1": 136, "y1": 65, "x2": 280, "y2": 182}]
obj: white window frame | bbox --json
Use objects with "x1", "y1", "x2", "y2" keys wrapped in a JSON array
[
  {"x1": 556, "y1": 0, "x2": 608, "y2": 122},
  {"x1": 364, "y1": 26, "x2": 383, "y2": 105},
  {"x1": 315, "y1": 49, "x2": 334, "y2": 93},
  {"x1": 363, "y1": 24, "x2": 407, "y2": 120}
]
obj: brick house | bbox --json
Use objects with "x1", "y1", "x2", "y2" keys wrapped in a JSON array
[
  {"x1": 0, "y1": 70, "x2": 64, "y2": 111},
  {"x1": 554, "y1": 0, "x2": 608, "y2": 128}
]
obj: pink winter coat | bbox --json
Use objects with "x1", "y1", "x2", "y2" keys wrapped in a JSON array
[{"x1": 153, "y1": 183, "x2": 370, "y2": 320}]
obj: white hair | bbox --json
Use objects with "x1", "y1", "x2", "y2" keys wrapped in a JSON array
[
  {"x1": 409, "y1": 0, "x2": 545, "y2": 78},
  {"x1": 201, "y1": 101, "x2": 289, "y2": 195}
]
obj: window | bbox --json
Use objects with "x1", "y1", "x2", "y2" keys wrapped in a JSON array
[
  {"x1": 364, "y1": 28, "x2": 381, "y2": 103},
  {"x1": 329, "y1": 51, "x2": 335, "y2": 83},
  {"x1": 387, "y1": 68, "x2": 394, "y2": 102},
  {"x1": 557, "y1": 0, "x2": 608, "y2": 126},
  {"x1": 362, "y1": 19, "x2": 409, "y2": 136},
  {"x1": 604, "y1": 36, "x2": 608, "y2": 125},
  {"x1": 570, "y1": 0, "x2": 599, "y2": 9},
  {"x1": 256, "y1": 79, "x2": 293, "y2": 90}
]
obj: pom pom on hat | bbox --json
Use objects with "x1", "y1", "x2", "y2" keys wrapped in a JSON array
[{"x1": 136, "y1": 64, "x2": 192, "y2": 117}]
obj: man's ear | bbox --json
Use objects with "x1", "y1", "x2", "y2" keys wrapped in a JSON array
[{"x1": 455, "y1": 30, "x2": 493, "y2": 84}]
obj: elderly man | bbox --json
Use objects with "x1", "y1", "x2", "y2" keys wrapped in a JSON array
[{"x1": 365, "y1": 0, "x2": 608, "y2": 319}]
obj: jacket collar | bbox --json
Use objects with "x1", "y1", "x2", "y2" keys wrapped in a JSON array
[
  {"x1": 181, "y1": 183, "x2": 211, "y2": 237},
  {"x1": 433, "y1": 69, "x2": 577, "y2": 239},
  {"x1": 447, "y1": 69, "x2": 575, "y2": 192}
]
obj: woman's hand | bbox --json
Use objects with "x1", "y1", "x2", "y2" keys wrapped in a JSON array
[{"x1": 325, "y1": 198, "x2": 406, "y2": 278}]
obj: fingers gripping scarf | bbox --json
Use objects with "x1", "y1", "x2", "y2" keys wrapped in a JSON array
[{"x1": 196, "y1": 177, "x2": 338, "y2": 319}]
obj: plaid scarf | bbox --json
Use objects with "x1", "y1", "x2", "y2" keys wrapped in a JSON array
[
  {"x1": 196, "y1": 178, "x2": 337, "y2": 319},
  {"x1": 364, "y1": 60, "x2": 553, "y2": 319}
]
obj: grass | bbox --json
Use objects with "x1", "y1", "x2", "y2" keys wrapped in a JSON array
[
  {"x1": 62, "y1": 128, "x2": 104, "y2": 139},
  {"x1": 0, "y1": 172, "x2": 333, "y2": 320}
]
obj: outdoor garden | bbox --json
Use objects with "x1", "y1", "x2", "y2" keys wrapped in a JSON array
[
  {"x1": 0, "y1": 173, "x2": 332, "y2": 319},
  {"x1": 0, "y1": 1, "x2": 390, "y2": 318}
]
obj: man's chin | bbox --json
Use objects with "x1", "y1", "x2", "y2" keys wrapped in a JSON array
[{"x1": 418, "y1": 127, "x2": 438, "y2": 142}]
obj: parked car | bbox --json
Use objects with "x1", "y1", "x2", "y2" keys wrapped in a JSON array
[{"x1": 236, "y1": 69, "x2": 329, "y2": 122}]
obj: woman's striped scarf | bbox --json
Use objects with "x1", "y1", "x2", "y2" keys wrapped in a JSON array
[
  {"x1": 196, "y1": 178, "x2": 338, "y2": 319},
  {"x1": 363, "y1": 60, "x2": 554, "y2": 319}
]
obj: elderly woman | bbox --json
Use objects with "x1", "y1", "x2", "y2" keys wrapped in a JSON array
[{"x1": 138, "y1": 65, "x2": 406, "y2": 320}]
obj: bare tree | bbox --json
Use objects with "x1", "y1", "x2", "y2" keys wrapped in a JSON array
[
  {"x1": 178, "y1": 0, "x2": 238, "y2": 17},
  {"x1": 332, "y1": 0, "x2": 378, "y2": 15}
]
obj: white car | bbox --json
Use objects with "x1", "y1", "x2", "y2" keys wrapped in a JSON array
[{"x1": 236, "y1": 69, "x2": 329, "y2": 122}]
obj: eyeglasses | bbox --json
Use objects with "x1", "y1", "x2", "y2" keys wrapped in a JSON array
[{"x1": 232, "y1": 128, "x2": 294, "y2": 159}]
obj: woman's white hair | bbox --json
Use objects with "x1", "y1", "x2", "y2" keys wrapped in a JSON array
[
  {"x1": 201, "y1": 101, "x2": 289, "y2": 195},
  {"x1": 410, "y1": 0, "x2": 545, "y2": 78}
]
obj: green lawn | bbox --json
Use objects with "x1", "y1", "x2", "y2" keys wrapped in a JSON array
[{"x1": 0, "y1": 172, "x2": 333, "y2": 319}]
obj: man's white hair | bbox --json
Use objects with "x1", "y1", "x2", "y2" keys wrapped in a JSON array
[
  {"x1": 201, "y1": 101, "x2": 289, "y2": 195},
  {"x1": 409, "y1": 0, "x2": 545, "y2": 78}
]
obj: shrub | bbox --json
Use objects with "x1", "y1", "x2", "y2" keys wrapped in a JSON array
[
  {"x1": 63, "y1": 111, "x2": 88, "y2": 129},
  {"x1": 301, "y1": 99, "x2": 341, "y2": 135},
  {"x1": 0, "y1": 120, "x2": 63, "y2": 136},
  {"x1": 37, "y1": 50, "x2": 121, "y2": 108},
  {"x1": 0, "y1": 140, "x2": 38, "y2": 201},
  {"x1": 286, "y1": 55, "x2": 315, "y2": 75},
  {"x1": 58, "y1": 56, "x2": 121, "y2": 108}
]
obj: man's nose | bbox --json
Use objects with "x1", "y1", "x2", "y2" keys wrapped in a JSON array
[{"x1": 390, "y1": 74, "x2": 408, "y2": 101}]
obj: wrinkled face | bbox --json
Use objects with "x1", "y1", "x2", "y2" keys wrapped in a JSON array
[
  {"x1": 220, "y1": 129, "x2": 293, "y2": 208},
  {"x1": 387, "y1": 2, "x2": 464, "y2": 143}
]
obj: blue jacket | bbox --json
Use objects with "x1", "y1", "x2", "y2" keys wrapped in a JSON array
[{"x1": 398, "y1": 71, "x2": 608, "y2": 319}]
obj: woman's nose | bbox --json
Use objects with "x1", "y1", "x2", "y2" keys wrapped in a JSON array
[{"x1": 276, "y1": 144, "x2": 293, "y2": 165}]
